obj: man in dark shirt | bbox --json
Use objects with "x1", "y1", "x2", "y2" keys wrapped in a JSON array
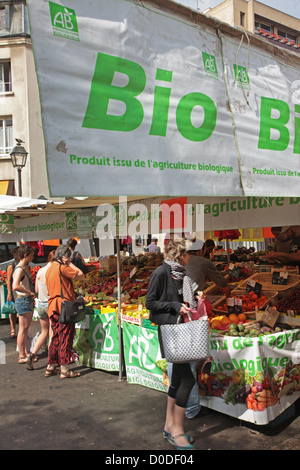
[
  {"x1": 266, "y1": 226, "x2": 300, "y2": 271},
  {"x1": 186, "y1": 239, "x2": 230, "y2": 295}
]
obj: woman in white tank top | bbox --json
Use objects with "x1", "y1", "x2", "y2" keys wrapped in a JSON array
[{"x1": 12, "y1": 245, "x2": 35, "y2": 363}]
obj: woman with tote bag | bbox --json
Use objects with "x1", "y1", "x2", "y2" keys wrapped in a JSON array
[{"x1": 146, "y1": 238, "x2": 197, "y2": 451}]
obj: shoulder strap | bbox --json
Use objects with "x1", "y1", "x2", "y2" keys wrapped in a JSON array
[
  {"x1": 15, "y1": 265, "x2": 31, "y2": 281},
  {"x1": 14, "y1": 266, "x2": 34, "y2": 292},
  {"x1": 14, "y1": 265, "x2": 25, "y2": 280},
  {"x1": 58, "y1": 263, "x2": 65, "y2": 300}
]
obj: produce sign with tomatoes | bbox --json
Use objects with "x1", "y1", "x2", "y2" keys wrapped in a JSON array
[
  {"x1": 213, "y1": 291, "x2": 273, "y2": 316},
  {"x1": 199, "y1": 327, "x2": 300, "y2": 424}
]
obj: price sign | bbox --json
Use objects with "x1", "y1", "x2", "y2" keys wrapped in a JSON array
[
  {"x1": 227, "y1": 297, "x2": 242, "y2": 314},
  {"x1": 272, "y1": 271, "x2": 288, "y2": 285},
  {"x1": 246, "y1": 279, "x2": 262, "y2": 297},
  {"x1": 261, "y1": 306, "x2": 279, "y2": 328}
]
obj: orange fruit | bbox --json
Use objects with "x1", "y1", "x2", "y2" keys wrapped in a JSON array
[
  {"x1": 221, "y1": 316, "x2": 230, "y2": 325},
  {"x1": 211, "y1": 319, "x2": 222, "y2": 330},
  {"x1": 229, "y1": 313, "x2": 238, "y2": 323},
  {"x1": 238, "y1": 313, "x2": 246, "y2": 322}
]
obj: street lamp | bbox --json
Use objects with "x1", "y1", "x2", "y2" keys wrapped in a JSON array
[{"x1": 10, "y1": 139, "x2": 28, "y2": 197}]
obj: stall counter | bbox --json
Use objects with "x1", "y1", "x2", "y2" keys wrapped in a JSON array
[{"x1": 74, "y1": 312, "x2": 300, "y2": 426}]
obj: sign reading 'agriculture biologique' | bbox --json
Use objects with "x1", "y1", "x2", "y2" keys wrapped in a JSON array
[{"x1": 27, "y1": 0, "x2": 300, "y2": 197}]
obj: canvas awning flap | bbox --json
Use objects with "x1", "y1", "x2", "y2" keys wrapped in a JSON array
[{"x1": 0, "y1": 195, "x2": 53, "y2": 214}]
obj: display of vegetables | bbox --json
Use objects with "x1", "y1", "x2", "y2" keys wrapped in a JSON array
[{"x1": 155, "y1": 359, "x2": 168, "y2": 373}]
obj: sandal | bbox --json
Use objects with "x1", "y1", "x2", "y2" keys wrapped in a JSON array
[
  {"x1": 60, "y1": 370, "x2": 80, "y2": 380},
  {"x1": 167, "y1": 433, "x2": 195, "y2": 451},
  {"x1": 163, "y1": 429, "x2": 194, "y2": 444},
  {"x1": 18, "y1": 356, "x2": 28, "y2": 364},
  {"x1": 26, "y1": 354, "x2": 36, "y2": 370},
  {"x1": 45, "y1": 367, "x2": 60, "y2": 377}
]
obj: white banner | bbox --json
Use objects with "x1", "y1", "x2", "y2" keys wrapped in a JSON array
[
  {"x1": 0, "y1": 209, "x2": 93, "y2": 242},
  {"x1": 27, "y1": 0, "x2": 300, "y2": 197},
  {"x1": 124, "y1": 196, "x2": 300, "y2": 233}
]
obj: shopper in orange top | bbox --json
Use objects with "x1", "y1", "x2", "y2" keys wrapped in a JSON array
[{"x1": 45, "y1": 245, "x2": 84, "y2": 379}]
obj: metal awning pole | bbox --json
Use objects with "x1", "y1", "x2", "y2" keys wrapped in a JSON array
[{"x1": 116, "y1": 234, "x2": 124, "y2": 381}]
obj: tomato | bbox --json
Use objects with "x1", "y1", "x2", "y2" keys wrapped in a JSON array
[
  {"x1": 252, "y1": 400, "x2": 258, "y2": 411},
  {"x1": 257, "y1": 402, "x2": 265, "y2": 411}
]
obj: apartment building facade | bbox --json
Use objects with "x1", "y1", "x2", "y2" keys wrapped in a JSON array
[
  {"x1": 0, "y1": 0, "x2": 48, "y2": 198},
  {"x1": 205, "y1": 0, "x2": 300, "y2": 52}
]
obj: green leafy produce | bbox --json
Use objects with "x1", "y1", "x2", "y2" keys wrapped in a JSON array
[
  {"x1": 244, "y1": 370, "x2": 264, "y2": 386},
  {"x1": 156, "y1": 359, "x2": 168, "y2": 373},
  {"x1": 224, "y1": 383, "x2": 240, "y2": 405}
]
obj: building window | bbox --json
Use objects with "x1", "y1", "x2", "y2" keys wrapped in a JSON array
[
  {"x1": 0, "y1": 4, "x2": 30, "y2": 36},
  {"x1": 0, "y1": 6, "x2": 10, "y2": 33},
  {"x1": 0, "y1": 117, "x2": 13, "y2": 156},
  {"x1": 278, "y1": 30, "x2": 297, "y2": 44},
  {"x1": 240, "y1": 12, "x2": 245, "y2": 27},
  {"x1": 255, "y1": 21, "x2": 273, "y2": 34},
  {"x1": 0, "y1": 62, "x2": 11, "y2": 93}
]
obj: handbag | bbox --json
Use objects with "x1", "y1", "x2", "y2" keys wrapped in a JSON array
[
  {"x1": 58, "y1": 264, "x2": 86, "y2": 324},
  {"x1": 160, "y1": 311, "x2": 210, "y2": 363},
  {"x1": 1, "y1": 301, "x2": 17, "y2": 315}
]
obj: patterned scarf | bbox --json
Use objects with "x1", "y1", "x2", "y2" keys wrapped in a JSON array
[{"x1": 165, "y1": 260, "x2": 196, "y2": 308}]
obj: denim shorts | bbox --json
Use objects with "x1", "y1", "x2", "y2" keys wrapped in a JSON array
[
  {"x1": 37, "y1": 301, "x2": 48, "y2": 320},
  {"x1": 15, "y1": 295, "x2": 35, "y2": 315}
]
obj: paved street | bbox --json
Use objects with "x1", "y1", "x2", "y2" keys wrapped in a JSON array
[{"x1": 0, "y1": 319, "x2": 299, "y2": 453}]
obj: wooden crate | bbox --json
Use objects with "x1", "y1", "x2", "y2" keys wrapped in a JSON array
[
  {"x1": 99, "y1": 257, "x2": 117, "y2": 273},
  {"x1": 237, "y1": 272, "x2": 300, "y2": 293},
  {"x1": 212, "y1": 290, "x2": 278, "y2": 318}
]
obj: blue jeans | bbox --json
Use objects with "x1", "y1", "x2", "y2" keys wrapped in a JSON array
[
  {"x1": 167, "y1": 361, "x2": 201, "y2": 419},
  {"x1": 15, "y1": 295, "x2": 34, "y2": 315}
]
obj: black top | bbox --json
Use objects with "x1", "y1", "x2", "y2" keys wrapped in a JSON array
[
  {"x1": 145, "y1": 262, "x2": 183, "y2": 326},
  {"x1": 72, "y1": 251, "x2": 89, "y2": 274}
]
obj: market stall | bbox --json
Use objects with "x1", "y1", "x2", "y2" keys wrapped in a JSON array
[
  {"x1": 67, "y1": 249, "x2": 300, "y2": 425},
  {"x1": 73, "y1": 309, "x2": 300, "y2": 425}
]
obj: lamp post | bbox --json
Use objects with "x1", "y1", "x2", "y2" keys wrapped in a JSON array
[{"x1": 10, "y1": 139, "x2": 28, "y2": 197}]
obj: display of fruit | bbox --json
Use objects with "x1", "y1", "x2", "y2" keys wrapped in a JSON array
[
  {"x1": 215, "y1": 291, "x2": 268, "y2": 313},
  {"x1": 276, "y1": 288, "x2": 300, "y2": 314},
  {"x1": 222, "y1": 320, "x2": 291, "y2": 337},
  {"x1": 75, "y1": 265, "x2": 153, "y2": 304},
  {"x1": 210, "y1": 313, "x2": 247, "y2": 330}
]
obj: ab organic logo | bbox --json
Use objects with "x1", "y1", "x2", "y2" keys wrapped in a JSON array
[
  {"x1": 202, "y1": 52, "x2": 218, "y2": 79},
  {"x1": 66, "y1": 211, "x2": 77, "y2": 232},
  {"x1": 234, "y1": 64, "x2": 250, "y2": 90},
  {"x1": 49, "y1": 1, "x2": 79, "y2": 41}
]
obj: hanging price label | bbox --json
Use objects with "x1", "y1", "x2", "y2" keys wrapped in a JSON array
[{"x1": 246, "y1": 279, "x2": 262, "y2": 297}]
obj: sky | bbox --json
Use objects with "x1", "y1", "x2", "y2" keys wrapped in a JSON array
[{"x1": 176, "y1": 0, "x2": 300, "y2": 20}]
